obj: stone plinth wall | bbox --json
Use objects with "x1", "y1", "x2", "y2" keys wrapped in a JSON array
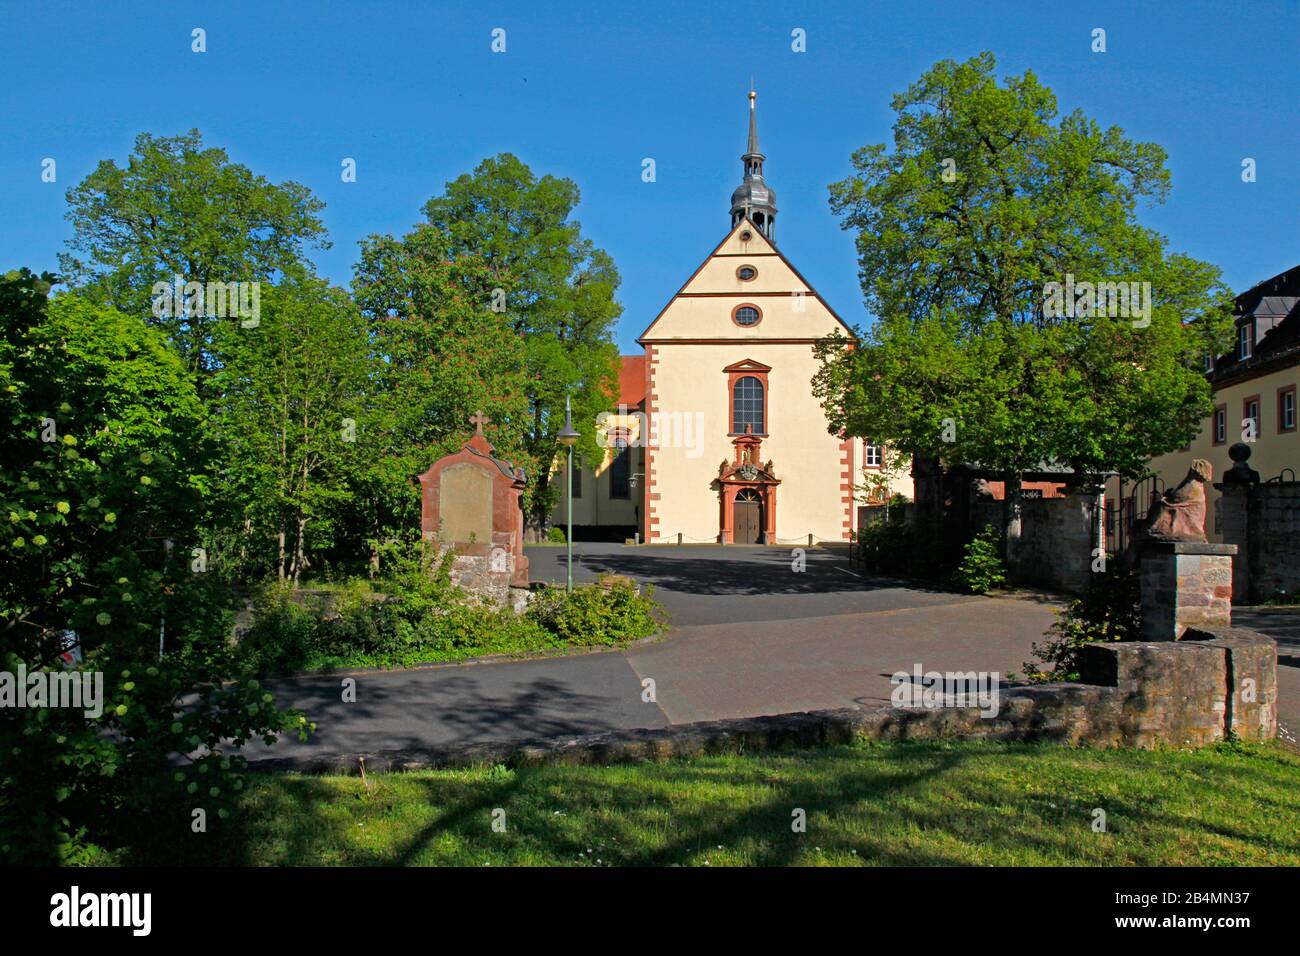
[
  {"x1": 442, "y1": 543, "x2": 530, "y2": 612},
  {"x1": 258, "y1": 627, "x2": 1276, "y2": 774},
  {"x1": 1138, "y1": 541, "x2": 1235, "y2": 640},
  {"x1": 1217, "y1": 482, "x2": 1300, "y2": 603},
  {"x1": 967, "y1": 490, "x2": 1095, "y2": 594}
]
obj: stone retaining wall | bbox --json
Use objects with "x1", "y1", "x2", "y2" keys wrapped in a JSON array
[{"x1": 258, "y1": 626, "x2": 1276, "y2": 775}]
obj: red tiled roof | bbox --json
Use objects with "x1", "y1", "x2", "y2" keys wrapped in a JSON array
[{"x1": 617, "y1": 355, "x2": 646, "y2": 408}]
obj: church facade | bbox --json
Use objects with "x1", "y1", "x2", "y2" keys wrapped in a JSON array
[{"x1": 551, "y1": 92, "x2": 912, "y2": 543}]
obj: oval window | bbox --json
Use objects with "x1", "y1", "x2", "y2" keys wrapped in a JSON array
[
  {"x1": 739, "y1": 230, "x2": 753, "y2": 241},
  {"x1": 737, "y1": 265, "x2": 757, "y2": 281},
  {"x1": 733, "y1": 305, "x2": 761, "y2": 327}
]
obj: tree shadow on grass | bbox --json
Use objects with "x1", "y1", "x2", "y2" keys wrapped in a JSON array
[{"x1": 133, "y1": 741, "x2": 1300, "y2": 866}]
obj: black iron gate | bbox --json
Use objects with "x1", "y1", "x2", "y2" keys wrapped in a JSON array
[{"x1": 1096, "y1": 475, "x2": 1165, "y2": 557}]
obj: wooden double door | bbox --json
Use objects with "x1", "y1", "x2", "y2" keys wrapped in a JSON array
[{"x1": 733, "y1": 489, "x2": 763, "y2": 544}]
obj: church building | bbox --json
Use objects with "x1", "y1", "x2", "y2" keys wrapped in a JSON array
[{"x1": 553, "y1": 91, "x2": 912, "y2": 544}]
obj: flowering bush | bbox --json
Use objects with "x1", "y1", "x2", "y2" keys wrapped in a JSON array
[{"x1": 0, "y1": 274, "x2": 300, "y2": 863}]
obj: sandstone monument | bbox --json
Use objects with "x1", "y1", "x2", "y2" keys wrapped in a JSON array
[
  {"x1": 1135, "y1": 458, "x2": 1212, "y2": 542},
  {"x1": 1133, "y1": 458, "x2": 1237, "y2": 640},
  {"x1": 417, "y1": 412, "x2": 530, "y2": 611}
]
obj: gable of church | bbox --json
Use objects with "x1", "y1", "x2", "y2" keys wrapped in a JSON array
[{"x1": 638, "y1": 219, "x2": 854, "y2": 343}]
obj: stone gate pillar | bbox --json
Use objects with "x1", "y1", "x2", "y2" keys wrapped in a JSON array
[{"x1": 1139, "y1": 541, "x2": 1237, "y2": 640}]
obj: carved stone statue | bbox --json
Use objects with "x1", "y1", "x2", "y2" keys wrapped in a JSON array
[{"x1": 1137, "y1": 459, "x2": 1213, "y2": 542}]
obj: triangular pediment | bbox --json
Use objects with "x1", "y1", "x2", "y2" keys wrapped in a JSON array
[
  {"x1": 638, "y1": 218, "x2": 856, "y2": 343},
  {"x1": 722, "y1": 358, "x2": 772, "y2": 373}
]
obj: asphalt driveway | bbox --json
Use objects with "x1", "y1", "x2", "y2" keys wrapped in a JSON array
[{"x1": 245, "y1": 544, "x2": 1062, "y2": 767}]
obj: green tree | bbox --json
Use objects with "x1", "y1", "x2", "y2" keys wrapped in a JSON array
[
  {"x1": 815, "y1": 53, "x2": 1233, "y2": 546},
  {"x1": 419, "y1": 153, "x2": 622, "y2": 535},
  {"x1": 0, "y1": 270, "x2": 296, "y2": 863},
  {"x1": 351, "y1": 226, "x2": 532, "y2": 567},
  {"x1": 60, "y1": 129, "x2": 329, "y2": 374},
  {"x1": 211, "y1": 277, "x2": 373, "y2": 584}
]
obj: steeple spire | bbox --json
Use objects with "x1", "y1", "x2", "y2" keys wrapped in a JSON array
[
  {"x1": 747, "y1": 89, "x2": 760, "y2": 155},
  {"x1": 730, "y1": 88, "x2": 777, "y2": 239}
]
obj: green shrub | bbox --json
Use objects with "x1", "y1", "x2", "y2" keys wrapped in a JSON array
[
  {"x1": 237, "y1": 583, "x2": 320, "y2": 673},
  {"x1": 238, "y1": 538, "x2": 662, "y2": 672},
  {"x1": 1024, "y1": 565, "x2": 1140, "y2": 682},
  {"x1": 546, "y1": 526, "x2": 567, "y2": 543},
  {"x1": 855, "y1": 515, "x2": 913, "y2": 574},
  {"x1": 952, "y1": 524, "x2": 1006, "y2": 594},
  {"x1": 526, "y1": 579, "x2": 661, "y2": 646}
]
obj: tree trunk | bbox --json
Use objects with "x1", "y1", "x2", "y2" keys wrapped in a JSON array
[
  {"x1": 1000, "y1": 471, "x2": 1023, "y2": 572},
  {"x1": 369, "y1": 507, "x2": 381, "y2": 578},
  {"x1": 291, "y1": 515, "x2": 307, "y2": 587},
  {"x1": 277, "y1": 527, "x2": 286, "y2": 583}
]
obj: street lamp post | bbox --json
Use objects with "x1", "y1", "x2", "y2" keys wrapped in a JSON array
[{"x1": 556, "y1": 393, "x2": 580, "y2": 592}]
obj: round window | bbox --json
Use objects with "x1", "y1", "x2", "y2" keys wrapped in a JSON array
[
  {"x1": 739, "y1": 230, "x2": 753, "y2": 241},
  {"x1": 737, "y1": 265, "x2": 757, "y2": 281},
  {"x1": 733, "y1": 305, "x2": 761, "y2": 327}
]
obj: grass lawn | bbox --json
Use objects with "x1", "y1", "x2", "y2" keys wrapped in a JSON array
[{"x1": 126, "y1": 738, "x2": 1300, "y2": 866}]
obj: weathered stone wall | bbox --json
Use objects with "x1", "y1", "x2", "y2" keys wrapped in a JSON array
[
  {"x1": 1005, "y1": 491, "x2": 1096, "y2": 594},
  {"x1": 259, "y1": 626, "x2": 1276, "y2": 774},
  {"x1": 964, "y1": 488, "x2": 1096, "y2": 594},
  {"x1": 442, "y1": 546, "x2": 530, "y2": 612},
  {"x1": 1218, "y1": 482, "x2": 1300, "y2": 603}
]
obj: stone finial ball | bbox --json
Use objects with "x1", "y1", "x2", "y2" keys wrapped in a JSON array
[
  {"x1": 1228, "y1": 442, "x2": 1253, "y2": 463},
  {"x1": 1191, "y1": 458, "x2": 1213, "y2": 482}
]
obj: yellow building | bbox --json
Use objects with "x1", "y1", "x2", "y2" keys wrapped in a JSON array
[
  {"x1": 1118, "y1": 266, "x2": 1298, "y2": 542},
  {"x1": 548, "y1": 359, "x2": 647, "y2": 541},
  {"x1": 630, "y1": 91, "x2": 911, "y2": 544}
]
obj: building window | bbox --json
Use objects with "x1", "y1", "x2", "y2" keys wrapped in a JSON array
[
  {"x1": 1203, "y1": 352, "x2": 1214, "y2": 373},
  {"x1": 1238, "y1": 322, "x2": 1253, "y2": 360},
  {"x1": 732, "y1": 303, "x2": 762, "y2": 328},
  {"x1": 1243, "y1": 395, "x2": 1260, "y2": 440},
  {"x1": 609, "y1": 439, "x2": 631, "y2": 499},
  {"x1": 736, "y1": 265, "x2": 757, "y2": 281},
  {"x1": 1212, "y1": 404, "x2": 1227, "y2": 445},
  {"x1": 732, "y1": 375, "x2": 765, "y2": 433},
  {"x1": 1280, "y1": 386, "x2": 1297, "y2": 433},
  {"x1": 863, "y1": 442, "x2": 882, "y2": 468}
]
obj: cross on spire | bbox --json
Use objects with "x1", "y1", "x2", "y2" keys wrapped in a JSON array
[{"x1": 470, "y1": 410, "x2": 489, "y2": 435}]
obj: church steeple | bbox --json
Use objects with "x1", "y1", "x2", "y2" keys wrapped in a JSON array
[{"x1": 730, "y1": 89, "x2": 777, "y2": 239}]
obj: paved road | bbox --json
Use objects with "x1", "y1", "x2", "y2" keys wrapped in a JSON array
[{"x1": 245, "y1": 545, "x2": 1060, "y2": 767}]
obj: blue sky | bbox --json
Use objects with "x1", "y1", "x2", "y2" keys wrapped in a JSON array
[{"x1": 1, "y1": 0, "x2": 1296, "y2": 353}]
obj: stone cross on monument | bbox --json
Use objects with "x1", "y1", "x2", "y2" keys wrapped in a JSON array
[{"x1": 470, "y1": 410, "x2": 489, "y2": 435}]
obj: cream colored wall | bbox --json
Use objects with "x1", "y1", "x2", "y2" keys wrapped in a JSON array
[
  {"x1": 1105, "y1": 364, "x2": 1298, "y2": 543},
  {"x1": 547, "y1": 412, "x2": 643, "y2": 528},
  {"x1": 688, "y1": 254, "x2": 811, "y2": 295},
  {"x1": 649, "y1": 341, "x2": 849, "y2": 542}
]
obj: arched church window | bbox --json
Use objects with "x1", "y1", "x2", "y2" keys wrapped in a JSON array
[
  {"x1": 609, "y1": 435, "x2": 631, "y2": 500},
  {"x1": 732, "y1": 376, "x2": 765, "y2": 434}
]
